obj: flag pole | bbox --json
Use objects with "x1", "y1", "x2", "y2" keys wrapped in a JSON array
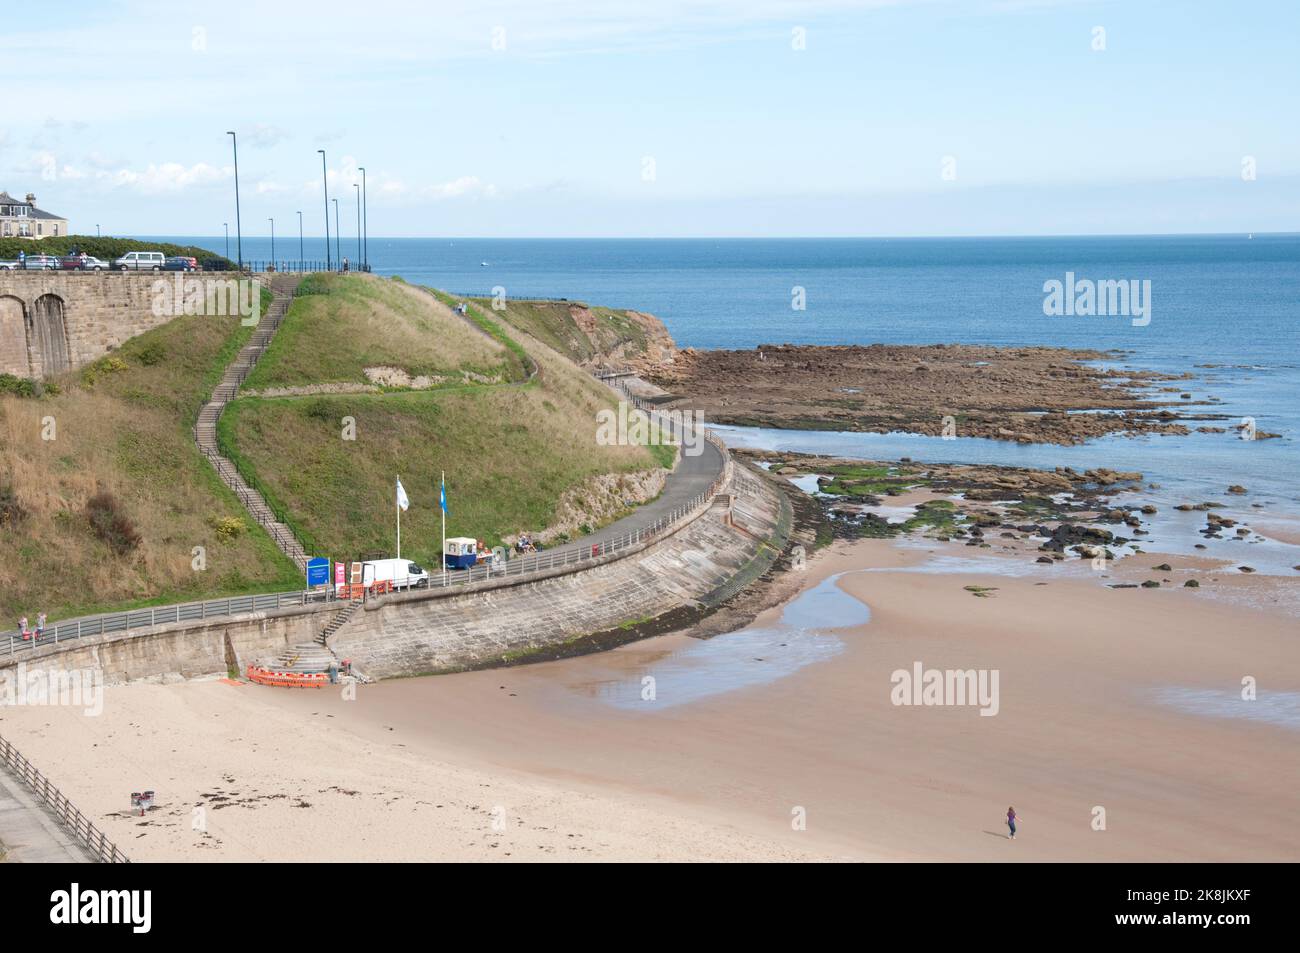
[
  {"x1": 441, "y1": 470, "x2": 447, "y2": 588},
  {"x1": 396, "y1": 474, "x2": 401, "y2": 559}
]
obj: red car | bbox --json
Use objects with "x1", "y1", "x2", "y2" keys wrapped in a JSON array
[{"x1": 59, "y1": 253, "x2": 109, "y2": 271}]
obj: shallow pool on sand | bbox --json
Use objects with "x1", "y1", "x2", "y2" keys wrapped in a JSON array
[{"x1": 592, "y1": 572, "x2": 869, "y2": 710}]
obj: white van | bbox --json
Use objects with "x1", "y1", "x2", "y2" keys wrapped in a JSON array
[
  {"x1": 113, "y1": 251, "x2": 166, "y2": 271},
  {"x1": 357, "y1": 558, "x2": 429, "y2": 592}
]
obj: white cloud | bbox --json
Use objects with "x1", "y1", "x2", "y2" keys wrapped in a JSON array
[
  {"x1": 102, "y1": 161, "x2": 230, "y2": 193},
  {"x1": 423, "y1": 176, "x2": 497, "y2": 200}
]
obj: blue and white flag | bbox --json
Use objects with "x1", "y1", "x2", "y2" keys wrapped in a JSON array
[
  {"x1": 439, "y1": 477, "x2": 448, "y2": 514},
  {"x1": 396, "y1": 477, "x2": 410, "y2": 512}
]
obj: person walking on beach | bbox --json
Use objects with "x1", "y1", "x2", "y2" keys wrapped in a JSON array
[{"x1": 1006, "y1": 806, "x2": 1018, "y2": 840}]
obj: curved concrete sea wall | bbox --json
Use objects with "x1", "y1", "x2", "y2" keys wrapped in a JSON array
[
  {"x1": 0, "y1": 465, "x2": 789, "y2": 684},
  {"x1": 330, "y1": 465, "x2": 785, "y2": 678}
]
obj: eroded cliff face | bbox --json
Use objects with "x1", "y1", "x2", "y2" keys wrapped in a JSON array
[{"x1": 569, "y1": 304, "x2": 679, "y2": 372}]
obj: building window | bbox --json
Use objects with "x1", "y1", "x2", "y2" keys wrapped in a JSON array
[{"x1": 52, "y1": 225, "x2": 59, "y2": 236}]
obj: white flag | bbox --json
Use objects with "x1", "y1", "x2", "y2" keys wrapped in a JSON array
[{"x1": 396, "y1": 477, "x2": 410, "y2": 512}]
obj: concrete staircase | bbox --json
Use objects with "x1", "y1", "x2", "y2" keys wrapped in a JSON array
[
  {"x1": 193, "y1": 274, "x2": 308, "y2": 570},
  {"x1": 316, "y1": 600, "x2": 362, "y2": 646},
  {"x1": 267, "y1": 642, "x2": 339, "y2": 674}
]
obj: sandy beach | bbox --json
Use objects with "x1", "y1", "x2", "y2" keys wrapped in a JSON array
[{"x1": 3, "y1": 534, "x2": 1297, "y2": 862}]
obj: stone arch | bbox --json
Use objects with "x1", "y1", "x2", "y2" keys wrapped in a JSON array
[
  {"x1": 28, "y1": 293, "x2": 71, "y2": 377},
  {"x1": 0, "y1": 294, "x2": 30, "y2": 377}
]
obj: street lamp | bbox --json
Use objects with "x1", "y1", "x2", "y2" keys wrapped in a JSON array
[
  {"x1": 297, "y1": 211, "x2": 303, "y2": 272},
  {"x1": 332, "y1": 197, "x2": 341, "y2": 270},
  {"x1": 354, "y1": 183, "x2": 361, "y2": 269},
  {"x1": 358, "y1": 166, "x2": 368, "y2": 271},
  {"x1": 228, "y1": 131, "x2": 243, "y2": 269},
  {"x1": 96, "y1": 224, "x2": 101, "y2": 237},
  {"x1": 318, "y1": 149, "x2": 331, "y2": 272},
  {"x1": 269, "y1": 217, "x2": 275, "y2": 269}
]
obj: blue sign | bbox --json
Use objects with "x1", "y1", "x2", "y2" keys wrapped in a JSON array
[{"x1": 306, "y1": 557, "x2": 331, "y2": 588}]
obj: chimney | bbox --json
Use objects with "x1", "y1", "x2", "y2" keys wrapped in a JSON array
[{"x1": 25, "y1": 193, "x2": 35, "y2": 205}]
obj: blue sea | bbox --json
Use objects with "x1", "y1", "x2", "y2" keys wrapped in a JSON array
[{"x1": 154, "y1": 235, "x2": 1299, "y2": 521}]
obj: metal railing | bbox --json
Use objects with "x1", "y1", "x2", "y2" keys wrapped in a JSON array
[
  {"x1": 4, "y1": 588, "x2": 338, "y2": 658},
  {"x1": 446, "y1": 292, "x2": 588, "y2": 304},
  {"x1": 239, "y1": 261, "x2": 371, "y2": 274},
  {"x1": 2, "y1": 371, "x2": 730, "y2": 659},
  {"x1": 0, "y1": 734, "x2": 130, "y2": 863}
]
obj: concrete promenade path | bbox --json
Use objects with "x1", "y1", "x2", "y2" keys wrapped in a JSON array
[{"x1": 0, "y1": 759, "x2": 91, "y2": 863}]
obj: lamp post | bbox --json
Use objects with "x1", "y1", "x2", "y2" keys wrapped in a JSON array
[
  {"x1": 318, "y1": 149, "x2": 330, "y2": 272},
  {"x1": 354, "y1": 183, "x2": 362, "y2": 269},
  {"x1": 96, "y1": 224, "x2": 101, "y2": 237},
  {"x1": 269, "y1": 217, "x2": 275, "y2": 269},
  {"x1": 227, "y1": 131, "x2": 243, "y2": 269},
  {"x1": 223, "y1": 223, "x2": 229, "y2": 259},
  {"x1": 297, "y1": 211, "x2": 303, "y2": 272},
  {"x1": 358, "y1": 166, "x2": 368, "y2": 271},
  {"x1": 332, "y1": 197, "x2": 341, "y2": 270}
]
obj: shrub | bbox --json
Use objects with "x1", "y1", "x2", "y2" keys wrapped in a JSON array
[
  {"x1": 82, "y1": 356, "x2": 129, "y2": 387},
  {"x1": 0, "y1": 374, "x2": 38, "y2": 398},
  {"x1": 0, "y1": 482, "x2": 25, "y2": 527},
  {"x1": 303, "y1": 398, "x2": 335, "y2": 422},
  {"x1": 135, "y1": 340, "x2": 167, "y2": 366},
  {"x1": 207, "y1": 515, "x2": 245, "y2": 542},
  {"x1": 85, "y1": 491, "x2": 141, "y2": 555}
]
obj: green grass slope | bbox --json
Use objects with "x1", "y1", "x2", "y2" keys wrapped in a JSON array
[
  {"x1": 0, "y1": 306, "x2": 302, "y2": 623},
  {"x1": 242, "y1": 274, "x2": 521, "y2": 390},
  {"x1": 220, "y1": 279, "x2": 672, "y2": 568}
]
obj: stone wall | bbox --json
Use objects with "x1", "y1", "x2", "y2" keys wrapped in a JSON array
[
  {"x1": 0, "y1": 602, "x2": 334, "y2": 685},
  {"x1": 0, "y1": 272, "x2": 184, "y2": 378},
  {"x1": 329, "y1": 464, "x2": 785, "y2": 678},
  {"x1": 0, "y1": 465, "x2": 790, "y2": 686}
]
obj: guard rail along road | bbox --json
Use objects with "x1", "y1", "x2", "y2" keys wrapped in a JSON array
[{"x1": 3, "y1": 376, "x2": 731, "y2": 660}]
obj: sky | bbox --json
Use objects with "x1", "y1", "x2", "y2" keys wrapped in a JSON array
[{"x1": 1, "y1": 0, "x2": 1297, "y2": 238}]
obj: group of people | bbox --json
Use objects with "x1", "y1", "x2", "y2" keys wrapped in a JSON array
[
  {"x1": 515, "y1": 532, "x2": 539, "y2": 554},
  {"x1": 17, "y1": 612, "x2": 47, "y2": 641}
]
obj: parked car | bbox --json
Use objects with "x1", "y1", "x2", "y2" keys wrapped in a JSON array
[
  {"x1": 59, "y1": 254, "x2": 110, "y2": 271},
  {"x1": 161, "y1": 255, "x2": 198, "y2": 272},
  {"x1": 20, "y1": 254, "x2": 61, "y2": 270},
  {"x1": 0, "y1": 260, "x2": 17, "y2": 270},
  {"x1": 113, "y1": 251, "x2": 167, "y2": 271}
]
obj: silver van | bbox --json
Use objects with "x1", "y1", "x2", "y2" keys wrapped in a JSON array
[{"x1": 113, "y1": 251, "x2": 167, "y2": 271}]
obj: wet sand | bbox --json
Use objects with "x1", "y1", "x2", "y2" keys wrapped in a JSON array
[{"x1": 4, "y1": 538, "x2": 1297, "y2": 861}]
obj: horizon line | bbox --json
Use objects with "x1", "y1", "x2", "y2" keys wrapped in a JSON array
[{"x1": 126, "y1": 230, "x2": 1300, "y2": 242}]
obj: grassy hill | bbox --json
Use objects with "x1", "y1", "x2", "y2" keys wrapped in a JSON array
[
  {"x1": 219, "y1": 277, "x2": 674, "y2": 569},
  {"x1": 1, "y1": 272, "x2": 678, "y2": 622},
  {"x1": 242, "y1": 275, "x2": 523, "y2": 390},
  {"x1": 451, "y1": 295, "x2": 672, "y2": 369},
  {"x1": 0, "y1": 303, "x2": 302, "y2": 623}
]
